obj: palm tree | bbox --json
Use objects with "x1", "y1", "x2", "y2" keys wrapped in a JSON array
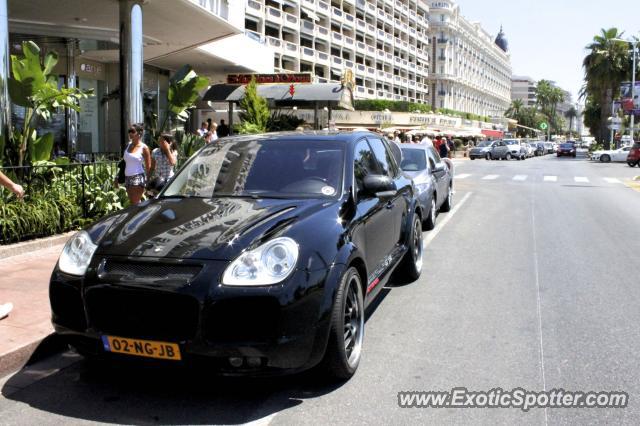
[
  {"x1": 505, "y1": 99, "x2": 524, "y2": 120},
  {"x1": 581, "y1": 28, "x2": 630, "y2": 147},
  {"x1": 565, "y1": 106, "x2": 578, "y2": 136}
]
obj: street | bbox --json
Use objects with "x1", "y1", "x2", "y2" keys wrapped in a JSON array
[{"x1": 1, "y1": 151, "x2": 640, "y2": 425}]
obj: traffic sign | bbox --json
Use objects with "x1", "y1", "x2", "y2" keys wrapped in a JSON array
[{"x1": 539, "y1": 122, "x2": 548, "y2": 130}]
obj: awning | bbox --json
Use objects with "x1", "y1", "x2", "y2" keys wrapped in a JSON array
[
  {"x1": 203, "y1": 83, "x2": 355, "y2": 111},
  {"x1": 301, "y1": 7, "x2": 320, "y2": 21},
  {"x1": 481, "y1": 129, "x2": 504, "y2": 138}
]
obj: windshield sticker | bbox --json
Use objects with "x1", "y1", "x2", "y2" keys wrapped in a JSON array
[{"x1": 321, "y1": 186, "x2": 336, "y2": 196}]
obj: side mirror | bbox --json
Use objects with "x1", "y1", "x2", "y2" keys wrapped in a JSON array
[
  {"x1": 432, "y1": 164, "x2": 446, "y2": 174},
  {"x1": 362, "y1": 175, "x2": 396, "y2": 198}
]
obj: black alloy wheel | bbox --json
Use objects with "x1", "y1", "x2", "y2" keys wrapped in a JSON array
[
  {"x1": 397, "y1": 215, "x2": 423, "y2": 282},
  {"x1": 322, "y1": 267, "x2": 364, "y2": 380},
  {"x1": 600, "y1": 154, "x2": 611, "y2": 163},
  {"x1": 424, "y1": 197, "x2": 437, "y2": 230}
]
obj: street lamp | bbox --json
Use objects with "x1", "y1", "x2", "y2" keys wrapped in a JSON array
[{"x1": 613, "y1": 38, "x2": 638, "y2": 144}]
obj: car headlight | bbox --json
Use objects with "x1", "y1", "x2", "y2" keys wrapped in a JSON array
[
  {"x1": 222, "y1": 237, "x2": 299, "y2": 286},
  {"x1": 58, "y1": 231, "x2": 98, "y2": 276}
]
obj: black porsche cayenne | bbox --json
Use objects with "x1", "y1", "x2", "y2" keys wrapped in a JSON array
[{"x1": 50, "y1": 131, "x2": 424, "y2": 379}]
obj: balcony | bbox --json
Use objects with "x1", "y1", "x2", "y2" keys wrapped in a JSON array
[
  {"x1": 267, "y1": 36, "x2": 282, "y2": 50},
  {"x1": 367, "y1": 45, "x2": 376, "y2": 56},
  {"x1": 332, "y1": 6, "x2": 344, "y2": 22},
  {"x1": 266, "y1": 6, "x2": 282, "y2": 25},
  {"x1": 356, "y1": 18, "x2": 366, "y2": 31},
  {"x1": 366, "y1": 66, "x2": 375, "y2": 76},
  {"x1": 437, "y1": 55, "x2": 446, "y2": 61},
  {"x1": 356, "y1": 41, "x2": 366, "y2": 52},
  {"x1": 283, "y1": 13, "x2": 299, "y2": 30},
  {"x1": 437, "y1": 38, "x2": 449, "y2": 44},
  {"x1": 317, "y1": 1, "x2": 330, "y2": 15},
  {"x1": 357, "y1": 63, "x2": 366, "y2": 73},
  {"x1": 300, "y1": 46, "x2": 316, "y2": 60},
  {"x1": 345, "y1": 59, "x2": 354, "y2": 69},
  {"x1": 365, "y1": 3, "x2": 376, "y2": 14},
  {"x1": 345, "y1": 13, "x2": 355, "y2": 25},
  {"x1": 377, "y1": 69, "x2": 385, "y2": 79},
  {"x1": 356, "y1": 0, "x2": 366, "y2": 10},
  {"x1": 317, "y1": 52, "x2": 330, "y2": 64},
  {"x1": 302, "y1": 0, "x2": 315, "y2": 7},
  {"x1": 301, "y1": 20, "x2": 315, "y2": 35},
  {"x1": 246, "y1": 0, "x2": 262, "y2": 17},
  {"x1": 331, "y1": 31, "x2": 343, "y2": 43},
  {"x1": 284, "y1": 42, "x2": 298, "y2": 54},
  {"x1": 385, "y1": 33, "x2": 393, "y2": 42},
  {"x1": 316, "y1": 26, "x2": 329, "y2": 37},
  {"x1": 394, "y1": 75, "x2": 401, "y2": 83},
  {"x1": 345, "y1": 36, "x2": 355, "y2": 49},
  {"x1": 437, "y1": 90, "x2": 447, "y2": 96},
  {"x1": 331, "y1": 55, "x2": 344, "y2": 66}
]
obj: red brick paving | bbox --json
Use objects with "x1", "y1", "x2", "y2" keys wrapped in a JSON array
[{"x1": 0, "y1": 245, "x2": 63, "y2": 359}]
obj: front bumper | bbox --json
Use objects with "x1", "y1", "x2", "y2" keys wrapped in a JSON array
[
  {"x1": 50, "y1": 259, "x2": 334, "y2": 375},
  {"x1": 469, "y1": 150, "x2": 490, "y2": 158}
]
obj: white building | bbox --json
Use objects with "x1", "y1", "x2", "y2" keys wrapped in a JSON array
[
  {"x1": 244, "y1": 0, "x2": 432, "y2": 104},
  {"x1": 511, "y1": 75, "x2": 537, "y2": 107},
  {"x1": 427, "y1": 0, "x2": 512, "y2": 117}
]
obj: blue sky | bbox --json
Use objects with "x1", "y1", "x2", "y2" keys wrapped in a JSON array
[{"x1": 456, "y1": 0, "x2": 639, "y2": 104}]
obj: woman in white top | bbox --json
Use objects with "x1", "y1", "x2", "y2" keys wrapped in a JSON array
[{"x1": 122, "y1": 123, "x2": 151, "y2": 205}]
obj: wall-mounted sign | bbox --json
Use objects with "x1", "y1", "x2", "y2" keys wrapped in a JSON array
[
  {"x1": 227, "y1": 73, "x2": 312, "y2": 84},
  {"x1": 80, "y1": 63, "x2": 102, "y2": 74}
]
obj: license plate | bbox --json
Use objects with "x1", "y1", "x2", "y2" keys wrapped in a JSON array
[{"x1": 101, "y1": 335, "x2": 181, "y2": 361}]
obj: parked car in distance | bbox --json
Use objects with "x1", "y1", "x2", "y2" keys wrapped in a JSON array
[
  {"x1": 503, "y1": 139, "x2": 527, "y2": 160},
  {"x1": 590, "y1": 146, "x2": 631, "y2": 163},
  {"x1": 489, "y1": 140, "x2": 512, "y2": 160},
  {"x1": 400, "y1": 144, "x2": 454, "y2": 231},
  {"x1": 523, "y1": 143, "x2": 535, "y2": 158},
  {"x1": 530, "y1": 141, "x2": 545, "y2": 156},
  {"x1": 49, "y1": 131, "x2": 426, "y2": 380},
  {"x1": 544, "y1": 142, "x2": 554, "y2": 154},
  {"x1": 627, "y1": 142, "x2": 640, "y2": 167},
  {"x1": 557, "y1": 142, "x2": 577, "y2": 158},
  {"x1": 469, "y1": 140, "x2": 494, "y2": 160}
]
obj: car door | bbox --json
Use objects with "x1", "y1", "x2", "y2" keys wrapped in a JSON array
[
  {"x1": 615, "y1": 147, "x2": 630, "y2": 161},
  {"x1": 352, "y1": 138, "x2": 397, "y2": 279},
  {"x1": 367, "y1": 136, "x2": 407, "y2": 247},
  {"x1": 426, "y1": 147, "x2": 448, "y2": 205}
]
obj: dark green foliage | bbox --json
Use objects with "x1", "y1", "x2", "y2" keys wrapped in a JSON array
[{"x1": 267, "y1": 111, "x2": 305, "y2": 132}]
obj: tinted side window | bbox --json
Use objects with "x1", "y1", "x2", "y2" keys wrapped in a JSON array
[
  {"x1": 426, "y1": 147, "x2": 438, "y2": 169},
  {"x1": 353, "y1": 139, "x2": 378, "y2": 195},
  {"x1": 367, "y1": 138, "x2": 393, "y2": 177}
]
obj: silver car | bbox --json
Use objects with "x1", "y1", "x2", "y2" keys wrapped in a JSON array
[{"x1": 399, "y1": 145, "x2": 453, "y2": 230}]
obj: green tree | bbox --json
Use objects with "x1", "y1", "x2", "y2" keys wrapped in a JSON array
[
  {"x1": 7, "y1": 41, "x2": 93, "y2": 166},
  {"x1": 505, "y1": 99, "x2": 524, "y2": 120},
  {"x1": 536, "y1": 80, "x2": 565, "y2": 133},
  {"x1": 583, "y1": 96, "x2": 602, "y2": 139},
  {"x1": 564, "y1": 106, "x2": 578, "y2": 136},
  {"x1": 159, "y1": 65, "x2": 209, "y2": 134},
  {"x1": 581, "y1": 28, "x2": 630, "y2": 147},
  {"x1": 236, "y1": 76, "x2": 269, "y2": 134}
]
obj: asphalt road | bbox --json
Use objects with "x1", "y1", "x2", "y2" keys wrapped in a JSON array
[{"x1": 2, "y1": 150, "x2": 640, "y2": 425}]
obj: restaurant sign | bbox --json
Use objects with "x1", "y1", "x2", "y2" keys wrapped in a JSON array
[{"x1": 227, "y1": 73, "x2": 313, "y2": 84}]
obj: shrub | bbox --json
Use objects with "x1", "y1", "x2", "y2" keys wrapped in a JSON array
[
  {"x1": 267, "y1": 110, "x2": 305, "y2": 131},
  {"x1": 453, "y1": 139, "x2": 464, "y2": 150}
]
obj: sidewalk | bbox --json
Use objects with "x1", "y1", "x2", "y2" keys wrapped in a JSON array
[{"x1": 0, "y1": 241, "x2": 68, "y2": 377}]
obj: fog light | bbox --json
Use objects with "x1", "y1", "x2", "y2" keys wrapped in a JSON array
[
  {"x1": 246, "y1": 357, "x2": 262, "y2": 368},
  {"x1": 229, "y1": 357, "x2": 243, "y2": 367}
]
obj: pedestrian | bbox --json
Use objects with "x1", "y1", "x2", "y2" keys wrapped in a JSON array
[
  {"x1": 0, "y1": 170, "x2": 24, "y2": 321},
  {"x1": 119, "y1": 123, "x2": 151, "y2": 205},
  {"x1": 206, "y1": 118, "x2": 213, "y2": 132},
  {"x1": 209, "y1": 123, "x2": 218, "y2": 142},
  {"x1": 148, "y1": 133, "x2": 178, "y2": 194},
  {"x1": 217, "y1": 119, "x2": 230, "y2": 137},
  {"x1": 393, "y1": 131, "x2": 401, "y2": 144},
  {"x1": 439, "y1": 136, "x2": 450, "y2": 158},
  {"x1": 446, "y1": 137, "x2": 455, "y2": 158},
  {"x1": 420, "y1": 136, "x2": 433, "y2": 147},
  {"x1": 197, "y1": 121, "x2": 208, "y2": 137}
]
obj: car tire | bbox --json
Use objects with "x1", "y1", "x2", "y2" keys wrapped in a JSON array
[
  {"x1": 322, "y1": 266, "x2": 364, "y2": 380},
  {"x1": 470, "y1": 157, "x2": 475, "y2": 160},
  {"x1": 485, "y1": 153, "x2": 491, "y2": 160},
  {"x1": 440, "y1": 185, "x2": 453, "y2": 213},
  {"x1": 628, "y1": 161, "x2": 637, "y2": 167},
  {"x1": 424, "y1": 197, "x2": 437, "y2": 230},
  {"x1": 600, "y1": 154, "x2": 611, "y2": 163},
  {"x1": 505, "y1": 152, "x2": 512, "y2": 161},
  {"x1": 397, "y1": 215, "x2": 423, "y2": 283}
]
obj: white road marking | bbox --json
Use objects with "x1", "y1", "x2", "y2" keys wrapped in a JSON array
[
  {"x1": 423, "y1": 192, "x2": 472, "y2": 248},
  {"x1": 543, "y1": 175, "x2": 557, "y2": 182},
  {"x1": 603, "y1": 177, "x2": 621, "y2": 184},
  {"x1": 455, "y1": 173, "x2": 471, "y2": 180},
  {"x1": 482, "y1": 174, "x2": 499, "y2": 180},
  {"x1": 574, "y1": 177, "x2": 589, "y2": 183},
  {"x1": 513, "y1": 175, "x2": 528, "y2": 181}
]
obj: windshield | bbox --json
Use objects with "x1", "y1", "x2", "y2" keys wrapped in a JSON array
[
  {"x1": 503, "y1": 140, "x2": 518, "y2": 145},
  {"x1": 560, "y1": 143, "x2": 574, "y2": 149},
  {"x1": 476, "y1": 141, "x2": 492, "y2": 147},
  {"x1": 162, "y1": 138, "x2": 345, "y2": 199},
  {"x1": 400, "y1": 149, "x2": 427, "y2": 171}
]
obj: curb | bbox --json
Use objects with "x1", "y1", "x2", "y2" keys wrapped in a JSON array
[
  {"x1": 0, "y1": 333, "x2": 66, "y2": 379},
  {"x1": 0, "y1": 232, "x2": 74, "y2": 260}
]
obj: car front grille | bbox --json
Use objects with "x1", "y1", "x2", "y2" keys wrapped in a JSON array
[
  {"x1": 204, "y1": 297, "x2": 281, "y2": 344},
  {"x1": 85, "y1": 286, "x2": 199, "y2": 341},
  {"x1": 98, "y1": 260, "x2": 202, "y2": 288}
]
